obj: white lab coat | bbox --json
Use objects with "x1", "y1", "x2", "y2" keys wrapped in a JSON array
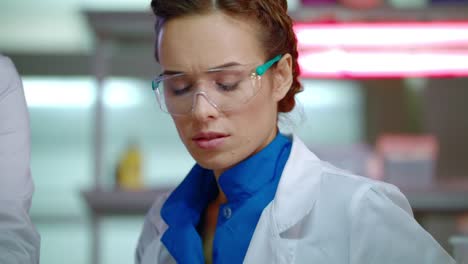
[
  {"x1": 136, "y1": 135, "x2": 455, "y2": 264},
  {"x1": 0, "y1": 55, "x2": 40, "y2": 263}
]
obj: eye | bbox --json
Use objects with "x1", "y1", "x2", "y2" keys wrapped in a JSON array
[
  {"x1": 216, "y1": 82, "x2": 239, "y2": 92},
  {"x1": 170, "y1": 85, "x2": 192, "y2": 96},
  {"x1": 164, "y1": 78, "x2": 192, "y2": 96},
  {"x1": 214, "y1": 71, "x2": 243, "y2": 92}
]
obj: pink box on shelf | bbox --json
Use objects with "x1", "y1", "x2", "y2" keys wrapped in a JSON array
[{"x1": 376, "y1": 134, "x2": 439, "y2": 189}]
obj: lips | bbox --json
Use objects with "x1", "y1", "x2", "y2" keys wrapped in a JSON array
[{"x1": 192, "y1": 132, "x2": 229, "y2": 149}]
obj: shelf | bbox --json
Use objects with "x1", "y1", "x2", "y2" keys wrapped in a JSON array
[
  {"x1": 82, "y1": 188, "x2": 173, "y2": 215},
  {"x1": 85, "y1": 10, "x2": 154, "y2": 42},
  {"x1": 399, "y1": 179, "x2": 468, "y2": 213},
  {"x1": 81, "y1": 178, "x2": 468, "y2": 216}
]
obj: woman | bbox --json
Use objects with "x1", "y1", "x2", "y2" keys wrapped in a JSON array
[{"x1": 136, "y1": 1, "x2": 455, "y2": 263}]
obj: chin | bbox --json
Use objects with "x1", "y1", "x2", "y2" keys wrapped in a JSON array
[{"x1": 192, "y1": 152, "x2": 235, "y2": 171}]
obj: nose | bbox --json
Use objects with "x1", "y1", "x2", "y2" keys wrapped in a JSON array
[{"x1": 191, "y1": 92, "x2": 220, "y2": 121}]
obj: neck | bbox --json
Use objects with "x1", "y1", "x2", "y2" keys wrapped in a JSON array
[
  {"x1": 212, "y1": 128, "x2": 280, "y2": 204},
  {"x1": 215, "y1": 179, "x2": 228, "y2": 204}
]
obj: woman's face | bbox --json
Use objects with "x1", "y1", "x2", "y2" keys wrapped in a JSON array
[{"x1": 158, "y1": 12, "x2": 288, "y2": 177}]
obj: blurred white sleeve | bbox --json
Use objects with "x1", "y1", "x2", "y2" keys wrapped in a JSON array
[
  {"x1": 0, "y1": 55, "x2": 40, "y2": 264},
  {"x1": 349, "y1": 182, "x2": 455, "y2": 264}
]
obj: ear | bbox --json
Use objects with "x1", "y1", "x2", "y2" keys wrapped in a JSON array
[{"x1": 272, "y1": 54, "x2": 293, "y2": 102}]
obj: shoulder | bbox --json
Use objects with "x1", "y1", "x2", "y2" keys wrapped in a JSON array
[
  {"x1": 0, "y1": 54, "x2": 13, "y2": 67},
  {"x1": 319, "y1": 163, "x2": 412, "y2": 217},
  {"x1": 0, "y1": 55, "x2": 21, "y2": 95},
  {"x1": 0, "y1": 55, "x2": 16, "y2": 78},
  {"x1": 288, "y1": 134, "x2": 411, "y2": 215},
  {"x1": 277, "y1": 138, "x2": 455, "y2": 262},
  {"x1": 298, "y1": 154, "x2": 454, "y2": 262},
  {"x1": 275, "y1": 134, "x2": 412, "y2": 230}
]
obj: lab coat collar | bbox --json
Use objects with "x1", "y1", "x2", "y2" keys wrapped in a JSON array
[{"x1": 271, "y1": 134, "x2": 323, "y2": 233}]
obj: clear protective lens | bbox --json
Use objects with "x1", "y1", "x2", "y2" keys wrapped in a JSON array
[{"x1": 153, "y1": 65, "x2": 262, "y2": 115}]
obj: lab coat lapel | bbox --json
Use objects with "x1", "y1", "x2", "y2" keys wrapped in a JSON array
[{"x1": 244, "y1": 135, "x2": 323, "y2": 263}]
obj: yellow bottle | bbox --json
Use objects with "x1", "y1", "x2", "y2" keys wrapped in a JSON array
[{"x1": 116, "y1": 143, "x2": 143, "y2": 190}]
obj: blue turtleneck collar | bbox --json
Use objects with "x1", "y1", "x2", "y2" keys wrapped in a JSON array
[{"x1": 160, "y1": 133, "x2": 292, "y2": 263}]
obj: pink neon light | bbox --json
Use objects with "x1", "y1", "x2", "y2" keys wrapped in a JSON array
[
  {"x1": 294, "y1": 22, "x2": 468, "y2": 48},
  {"x1": 298, "y1": 50, "x2": 468, "y2": 78},
  {"x1": 294, "y1": 22, "x2": 468, "y2": 78}
]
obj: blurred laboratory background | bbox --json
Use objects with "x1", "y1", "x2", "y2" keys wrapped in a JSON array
[{"x1": 2, "y1": 0, "x2": 468, "y2": 263}]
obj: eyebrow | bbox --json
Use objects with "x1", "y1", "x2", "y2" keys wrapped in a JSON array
[{"x1": 161, "y1": 61, "x2": 243, "y2": 75}]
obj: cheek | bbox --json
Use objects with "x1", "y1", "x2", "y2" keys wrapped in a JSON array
[
  {"x1": 251, "y1": 86, "x2": 278, "y2": 123},
  {"x1": 171, "y1": 116, "x2": 191, "y2": 144},
  {"x1": 233, "y1": 87, "x2": 278, "y2": 141}
]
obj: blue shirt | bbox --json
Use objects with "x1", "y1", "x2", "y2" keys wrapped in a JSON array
[{"x1": 160, "y1": 133, "x2": 292, "y2": 263}]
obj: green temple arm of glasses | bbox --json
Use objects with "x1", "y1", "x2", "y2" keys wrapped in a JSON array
[
  {"x1": 255, "y1": 54, "x2": 282, "y2": 76},
  {"x1": 152, "y1": 54, "x2": 282, "y2": 91}
]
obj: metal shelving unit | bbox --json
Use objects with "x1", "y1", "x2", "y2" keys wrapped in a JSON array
[{"x1": 84, "y1": 10, "x2": 160, "y2": 264}]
